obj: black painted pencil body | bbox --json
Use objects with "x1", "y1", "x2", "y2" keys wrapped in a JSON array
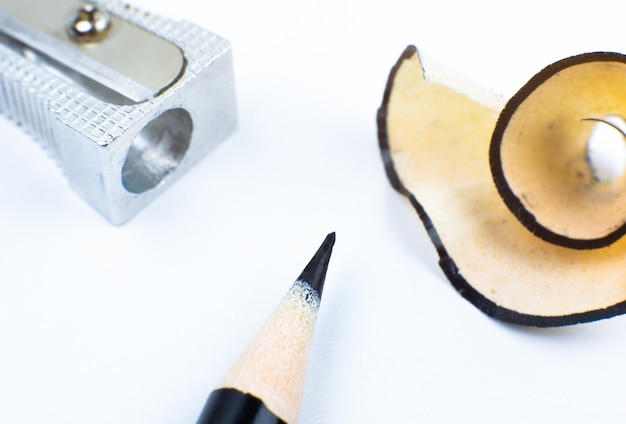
[
  {"x1": 196, "y1": 388, "x2": 285, "y2": 424},
  {"x1": 196, "y1": 233, "x2": 335, "y2": 424}
]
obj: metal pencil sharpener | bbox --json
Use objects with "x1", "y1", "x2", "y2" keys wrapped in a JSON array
[{"x1": 0, "y1": 0, "x2": 237, "y2": 224}]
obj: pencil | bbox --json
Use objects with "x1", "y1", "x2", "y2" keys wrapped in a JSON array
[{"x1": 196, "y1": 232, "x2": 336, "y2": 424}]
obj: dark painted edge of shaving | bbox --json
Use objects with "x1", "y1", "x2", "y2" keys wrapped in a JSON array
[
  {"x1": 376, "y1": 45, "x2": 626, "y2": 327},
  {"x1": 490, "y1": 52, "x2": 626, "y2": 250}
]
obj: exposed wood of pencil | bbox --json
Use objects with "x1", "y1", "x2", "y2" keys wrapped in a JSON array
[{"x1": 197, "y1": 233, "x2": 335, "y2": 424}]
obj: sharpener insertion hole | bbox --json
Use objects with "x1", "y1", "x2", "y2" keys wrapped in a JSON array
[{"x1": 122, "y1": 108, "x2": 192, "y2": 194}]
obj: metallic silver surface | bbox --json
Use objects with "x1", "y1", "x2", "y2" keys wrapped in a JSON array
[
  {"x1": 68, "y1": 4, "x2": 112, "y2": 43},
  {"x1": 0, "y1": 0, "x2": 185, "y2": 101},
  {"x1": 0, "y1": 0, "x2": 237, "y2": 224}
]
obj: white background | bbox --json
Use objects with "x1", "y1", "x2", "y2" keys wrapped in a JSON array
[{"x1": 2, "y1": 0, "x2": 626, "y2": 423}]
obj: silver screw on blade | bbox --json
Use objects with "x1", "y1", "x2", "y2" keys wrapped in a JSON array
[{"x1": 68, "y1": 4, "x2": 111, "y2": 43}]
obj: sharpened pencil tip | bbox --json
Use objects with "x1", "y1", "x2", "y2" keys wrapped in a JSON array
[{"x1": 297, "y1": 232, "x2": 335, "y2": 299}]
